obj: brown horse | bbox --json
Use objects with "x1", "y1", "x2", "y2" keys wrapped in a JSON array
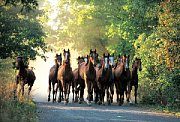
[
  {"x1": 15, "y1": 56, "x2": 36, "y2": 96},
  {"x1": 78, "y1": 49, "x2": 98, "y2": 105},
  {"x1": 106, "y1": 53, "x2": 115, "y2": 105},
  {"x1": 48, "y1": 54, "x2": 62, "y2": 102},
  {"x1": 57, "y1": 49, "x2": 74, "y2": 104},
  {"x1": 114, "y1": 55, "x2": 128, "y2": 105},
  {"x1": 95, "y1": 53, "x2": 110, "y2": 105},
  {"x1": 128, "y1": 58, "x2": 142, "y2": 104},
  {"x1": 72, "y1": 56, "x2": 86, "y2": 103}
]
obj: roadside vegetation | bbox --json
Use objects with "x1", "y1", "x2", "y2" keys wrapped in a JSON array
[{"x1": 0, "y1": 58, "x2": 37, "y2": 122}]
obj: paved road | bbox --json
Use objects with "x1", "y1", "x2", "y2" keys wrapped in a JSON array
[{"x1": 37, "y1": 101, "x2": 179, "y2": 122}]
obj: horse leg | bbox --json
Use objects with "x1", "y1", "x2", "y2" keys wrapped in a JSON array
[
  {"x1": 110, "y1": 83, "x2": 114, "y2": 103},
  {"x1": 107, "y1": 86, "x2": 110, "y2": 105},
  {"x1": 135, "y1": 85, "x2": 138, "y2": 104},
  {"x1": 52, "y1": 84, "x2": 55, "y2": 102},
  {"x1": 28, "y1": 83, "x2": 32, "y2": 95},
  {"x1": 86, "y1": 80, "x2": 92, "y2": 106},
  {"x1": 14, "y1": 76, "x2": 19, "y2": 100},
  {"x1": 57, "y1": 81, "x2": 62, "y2": 103},
  {"x1": 48, "y1": 79, "x2": 51, "y2": 102},
  {"x1": 20, "y1": 80, "x2": 25, "y2": 96},
  {"x1": 72, "y1": 81, "x2": 75, "y2": 102}
]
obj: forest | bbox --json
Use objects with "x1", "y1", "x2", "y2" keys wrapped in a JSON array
[{"x1": 0, "y1": 0, "x2": 179, "y2": 121}]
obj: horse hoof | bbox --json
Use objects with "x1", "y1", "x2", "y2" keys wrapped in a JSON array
[
  {"x1": 64, "y1": 101, "x2": 67, "y2": 105},
  {"x1": 75, "y1": 97, "x2": 78, "y2": 102},
  {"x1": 87, "y1": 101, "x2": 91, "y2": 106},
  {"x1": 48, "y1": 98, "x2": 50, "y2": 102}
]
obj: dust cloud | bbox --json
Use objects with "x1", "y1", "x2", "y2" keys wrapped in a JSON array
[{"x1": 29, "y1": 48, "x2": 81, "y2": 102}]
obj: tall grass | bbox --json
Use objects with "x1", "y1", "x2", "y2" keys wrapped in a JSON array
[{"x1": 0, "y1": 58, "x2": 37, "y2": 122}]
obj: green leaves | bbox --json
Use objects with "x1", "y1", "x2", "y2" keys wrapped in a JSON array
[{"x1": 0, "y1": 6, "x2": 47, "y2": 60}]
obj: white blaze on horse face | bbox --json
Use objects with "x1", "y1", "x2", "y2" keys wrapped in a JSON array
[
  {"x1": 109, "y1": 57, "x2": 114, "y2": 66},
  {"x1": 125, "y1": 58, "x2": 129, "y2": 69},
  {"x1": 65, "y1": 52, "x2": 69, "y2": 61},
  {"x1": 84, "y1": 57, "x2": 88, "y2": 63},
  {"x1": 104, "y1": 57, "x2": 109, "y2": 69}
]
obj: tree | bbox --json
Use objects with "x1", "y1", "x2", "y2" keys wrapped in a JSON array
[{"x1": 0, "y1": 1, "x2": 47, "y2": 60}]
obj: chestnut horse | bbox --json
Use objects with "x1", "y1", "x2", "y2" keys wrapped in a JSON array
[
  {"x1": 15, "y1": 56, "x2": 36, "y2": 96},
  {"x1": 128, "y1": 58, "x2": 142, "y2": 104},
  {"x1": 114, "y1": 55, "x2": 129, "y2": 105},
  {"x1": 48, "y1": 54, "x2": 62, "y2": 102},
  {"x1": 95, "y1": 53, "x2": 110, "y2": 105},
  {"x1": 78, "y1": 49, "x2": 98, "y2": 105},
  {"x1": 57, "y1": 49, "x2": 74, "y2": 104}
]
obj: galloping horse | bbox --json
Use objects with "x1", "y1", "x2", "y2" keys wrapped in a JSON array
[
  {"x1": 72, "y1": 56, "x2": 86, "y2": 102},
  {"x1": 114, "y1": 55, "x2": 128, "y2": 105},
  {"x1": 78, "y1": 49, "x2": 98, "y2": 105},
  {"x1": 106, "y1": 53, "x2": 115, "y2": 105},
  {"x1": 95, "y1": 53, "x2": 110, "y2": 105},
  {"x1": 48, "y1": 54, "x2": 62, "y2": 102},
  {"x1": 15, "y1": 56, "x2": 36, "y2": 96},
  {"x1": 57, "y1": 49, "x2": 74, "y2": 104},
  {"x1": 128, "y1": 58, "x2": 142, "y2": 104}
]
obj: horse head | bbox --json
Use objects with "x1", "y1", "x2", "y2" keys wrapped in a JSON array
[
  {"x1": 55, "y1": 53, "x2": 62, "y2": 66},
  {"x1": 15, "y1": 56, "x2": 28, "y2": 69},
  {"x1": 102, "y1": 53, "x2": 110, "y2": 70},
  {"x1": 124, "y1": 54, "x2": 130, "y2": 71},
  {"x1": 132, "y1": 57, "x2": 142, "y2": 71},
  {"x1": 63, "y1": 49, "x2": 71, "y2": 64},
  {"x1": 109, "y1": 53, "x2": 115, "y2": 68},
  {"x1": 89, "y1": 49, "x2": 99, "y2": 66}
]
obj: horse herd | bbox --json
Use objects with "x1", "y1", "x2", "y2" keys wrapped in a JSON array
[{"x1": 14, "y1": 49, "x2": 142, "y2": 106}]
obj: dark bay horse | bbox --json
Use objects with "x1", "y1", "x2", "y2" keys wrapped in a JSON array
[
  {"x1": 72, "y1": 56, "x2": 86, "y2": 103},
  {"x1": 15, "y1": 56, "x2": 36, "y2": 96},
  {"x1": 107, "y1": 53, "x2": 115, "y2": 105},
  {"x1": 128, "y1": 58, "x2": 142, "y2": 104},
  {"x1": 114, "y1": 55, "x2": 128, "y2": 105},
  {"x1": 95, "y1": 53, "x2": 110, "y2": 105},
  {"x1": 78, "y1": 49, "x2": 98, "y2": 105},
  {"x1": 57, "y1": 49, "x2": 74, "y2": 104},
  {"x1": 48, "y1": 54, "x2": 62, "y2": 102}
]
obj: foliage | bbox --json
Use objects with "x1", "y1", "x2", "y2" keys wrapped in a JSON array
[{"x1": 135, "y1": 0, "x2": 179, "y2": 107}]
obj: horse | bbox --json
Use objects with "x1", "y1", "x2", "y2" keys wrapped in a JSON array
[
  {"x1": 106, "y1": 53, "x2": 115, "y2": 105},
  {"x1": 95, "y1": 53, "x2": 110, "y2": 105},
  {"x1": 72, "y1": 56, "x2": 86, "y2": 103},
  {"x1": 128, "y1": 58, "x2": 142, "y2": 104},
  {"x1": 78, "y1": 49, "x2": 98, "y2": 105},
  {"x1": 114, "y1": 54, "x2": 128, "y2": 105},
  {"x1": 15, "y1": 56, "x2": 36, "y2": 96},
  {"x1": 57, "y1": 49, "x2": 74, "y2": 104},
  {"x1": 48, "y1": 53, "x2": 62, "y2": 102}
]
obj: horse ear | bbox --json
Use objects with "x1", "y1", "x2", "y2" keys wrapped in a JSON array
[
  {"x1": 90, "y1": 49, "x2": 92, "y2": 53},
  {"x1": 135, "y1": 57, "x2": 138, "y2": 60},
  {"x1": 64, "y1": 49, "x2": 65, "y2": 52},
  {"x1": 68, "y1": 49, "x2": 69, "y2": 52}
]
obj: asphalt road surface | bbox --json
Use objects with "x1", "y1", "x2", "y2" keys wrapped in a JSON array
[{"x1": 36, "y1": 101, "x2": 179, "y2": 122}]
